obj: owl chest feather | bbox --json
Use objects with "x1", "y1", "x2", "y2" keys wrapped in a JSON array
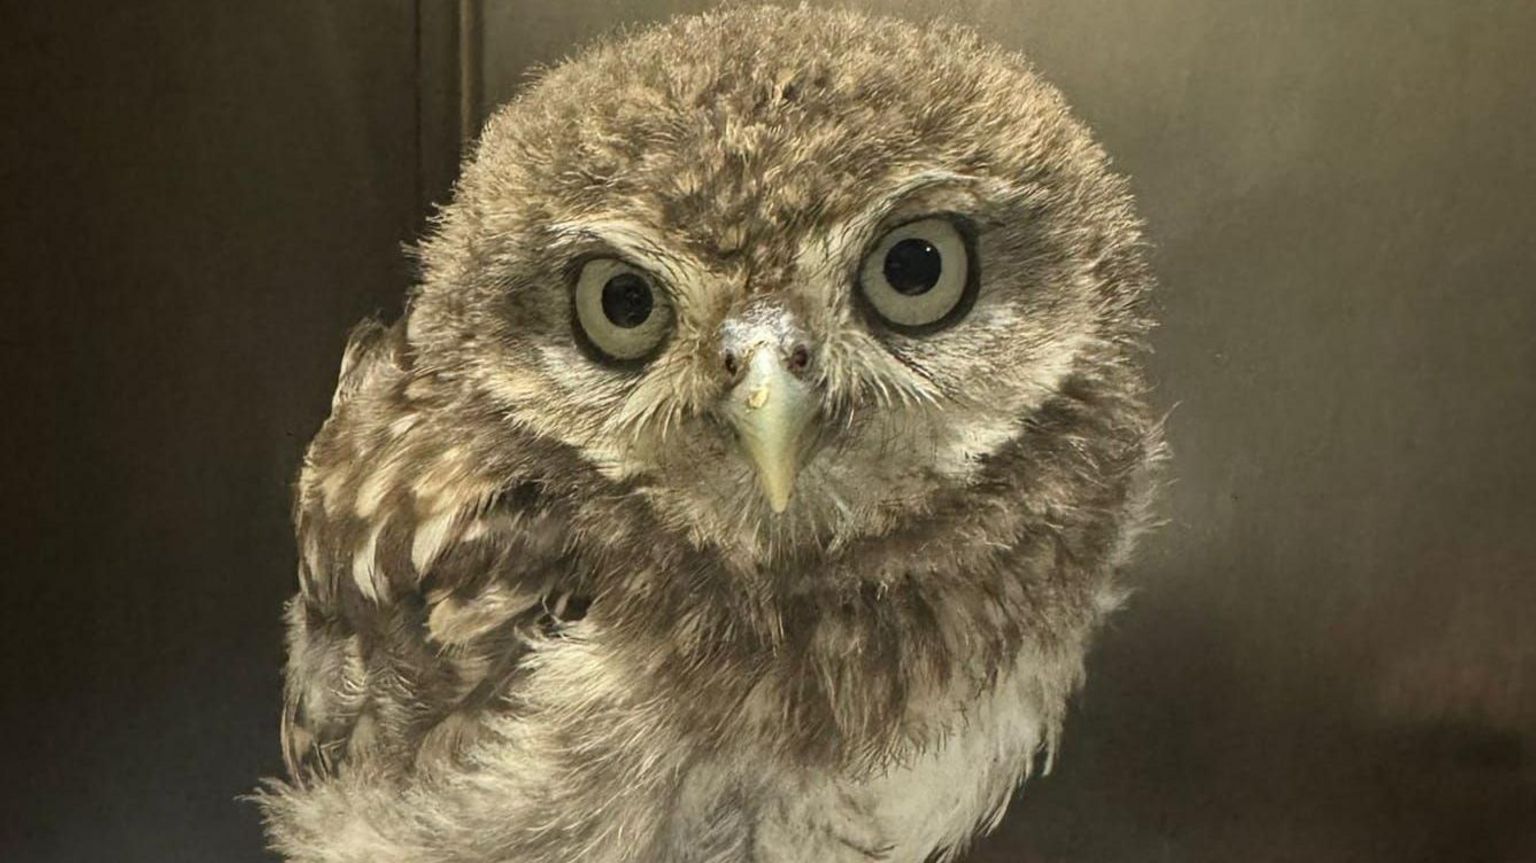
[
  {"x1": 558, "y1": 623, "x2": 1062, "y2": 863},
  {"x1": 778, "y1": 659, "x2": 1051, "y2": 863}
]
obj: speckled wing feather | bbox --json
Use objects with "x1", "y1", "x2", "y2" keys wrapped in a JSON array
[{"x1": 280, "y1": 319, "x2": 584, "y2": 784}]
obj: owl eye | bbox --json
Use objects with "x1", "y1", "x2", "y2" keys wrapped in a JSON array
[
  {"x1": 573, "y1": 258, "x2": 674, "y2": 363},
  {"x1": 857, "y1": 217, "x2": 976, "y2": 333}
]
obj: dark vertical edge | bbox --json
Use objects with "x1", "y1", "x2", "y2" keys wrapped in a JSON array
[
  {"x1": 458, "y1": 0, "x2": 484, "y2": 145},
  {"x1": 416, "y1": 0, "x2": 478, "y2": 237}
]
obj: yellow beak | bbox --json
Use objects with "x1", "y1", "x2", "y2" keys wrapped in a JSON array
[{"x1": 725, "y1": 348, "x2": 816, "y2": 513}]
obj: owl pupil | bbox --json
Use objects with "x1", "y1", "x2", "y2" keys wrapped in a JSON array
[
  {"x1": 601, "y1": 273, "x2": 653, "y2": 328},
  {"x1": 883, "y1": 239, "x2": 942, "y2": 295}
]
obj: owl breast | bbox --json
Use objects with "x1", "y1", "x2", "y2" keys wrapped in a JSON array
[
  {"x1": 650, "y1": 648, "x2": 1057, "y2": 863},
  {"x1": 855, "y1": 663, "x2": 1051, "y2": 861}
]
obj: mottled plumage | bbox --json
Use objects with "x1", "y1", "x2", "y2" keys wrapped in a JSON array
[{"x1": 259, "y1": 7, "x2": 1161, "y2": 862}]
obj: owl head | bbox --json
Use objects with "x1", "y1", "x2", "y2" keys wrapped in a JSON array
[{"x1": 403, "y1": 7, "x2": 1152, "y2": 569}]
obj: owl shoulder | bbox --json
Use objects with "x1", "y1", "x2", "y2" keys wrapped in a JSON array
[{"x1": 280, "y1": 315, "x2": 583, "y2": 780}]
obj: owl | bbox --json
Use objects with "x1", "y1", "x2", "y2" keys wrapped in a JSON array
[{"x1": 258, "y1": 6, "x2": 1161, "y2": 863}]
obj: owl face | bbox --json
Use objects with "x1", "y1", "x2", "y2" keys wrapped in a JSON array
[{"x1": 407, "y1": 9, "x2": 1145, "y2": 563}]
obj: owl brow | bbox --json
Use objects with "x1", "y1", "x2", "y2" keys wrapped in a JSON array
[
  {"x1": 863, "y1": 171, "x2": 987, "y2": 228},
  {"x1": 823, "y1": 171, "x2": 990, "y2": 266},
  {"x1": 545, "y1": 220, "x2": 696, "y2": 293}
]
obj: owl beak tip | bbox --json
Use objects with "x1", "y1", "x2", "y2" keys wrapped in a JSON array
[{"x1": 761, "y1": 468, "x2": 797, "y2": 514}]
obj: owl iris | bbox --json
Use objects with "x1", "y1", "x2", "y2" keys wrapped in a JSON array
[
  {"x1": 572, "y1": 258, "x2": 672, "y2": 362},
  {"x1": 859, "y1": 217, "x2": 974, "y2": 331}
]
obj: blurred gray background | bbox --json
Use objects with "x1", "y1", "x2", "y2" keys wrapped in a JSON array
[{"x1": 3, "y1": 1, "x2": 1532, "y2": 861}]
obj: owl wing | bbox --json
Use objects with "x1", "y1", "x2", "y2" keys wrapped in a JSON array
[{"x1": 279, "y1": 318, "x2": 582, "y2": 782}]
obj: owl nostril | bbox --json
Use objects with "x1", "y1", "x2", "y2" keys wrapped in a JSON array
[{"x1": 787, "y1": 344, "x2": 811, "y2": 376}]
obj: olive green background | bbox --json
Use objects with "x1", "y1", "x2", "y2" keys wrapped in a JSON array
[{"x1": 3, "y1": 1, "x2": 1532, "y2": 861}]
